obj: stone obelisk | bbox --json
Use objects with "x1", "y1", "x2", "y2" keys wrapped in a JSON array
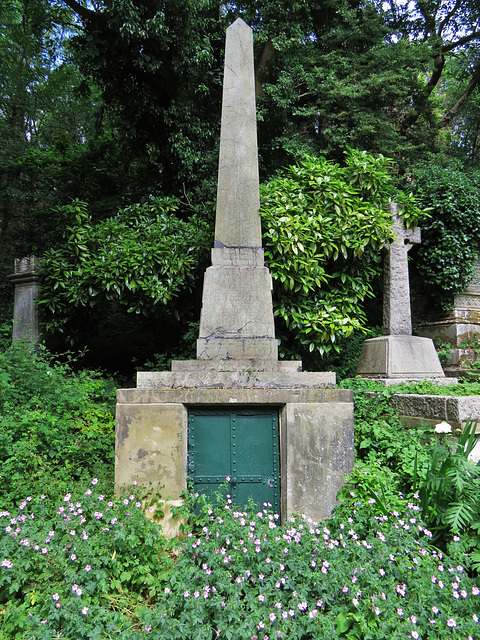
[
  {"x1": 117, "y1": 19, "x2": 353, "y2": 530},
  {"x1": 196, "y1": 18, "x2": 277, "y2": 364}
]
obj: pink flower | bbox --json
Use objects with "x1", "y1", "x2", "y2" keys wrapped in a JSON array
[{"x1": 447, "y1": 618, "x2": 457, "y2": 628}]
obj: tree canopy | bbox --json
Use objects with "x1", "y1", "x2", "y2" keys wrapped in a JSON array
[{"x1": 2, "y1": 0, "x2": 480, "y2": 368}]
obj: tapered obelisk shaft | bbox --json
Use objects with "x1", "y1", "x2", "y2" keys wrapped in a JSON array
[
  {"x1": 214, "y1": 18, "x2": 262, "y2": 248},
  {"x1": 196, "y1": 18, "x2": 277, "y2": 362}
]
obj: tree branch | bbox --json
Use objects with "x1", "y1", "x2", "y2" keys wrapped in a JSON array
[
  {"x1": 439, "y1": 66, "x2": 480, "y2": 128},
  {"x1": 438, "y1": 0, "x2": 462, "y2": 38},
  {"x1": 59, "y1": 0, "x2": 96, "y2": 23},
  {"x1": 443, "y1": 30, "x2": 480, "y2": 53}
]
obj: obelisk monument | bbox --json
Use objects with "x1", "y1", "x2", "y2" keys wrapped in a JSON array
[
  {"x1": 196, "y1": 18, "x2": 277, "y2": 364},
  {"x1": 116, "y1": 19, "x2": 353, "y2": 529}
]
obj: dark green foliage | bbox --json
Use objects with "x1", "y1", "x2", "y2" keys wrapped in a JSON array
[
  {"x1": 0, "y1": 336, "x2": 115, "y2": 509},
  {"x1": 306, "y1": 326, "x2": 381, "y2": 379},
  {"x1": 341, "y1": 380, "x2": 436, "y2": 493},
  {"x1": 409, "y1": 162, "x2": 480, "y2": 313},
  {"x1": 37, "y1": 197, "x2": 212, "y2": 370}
]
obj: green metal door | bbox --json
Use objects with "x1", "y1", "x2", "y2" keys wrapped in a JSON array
[{"x1": 188, "y1": 407, "x2": 280, "y2": 513}]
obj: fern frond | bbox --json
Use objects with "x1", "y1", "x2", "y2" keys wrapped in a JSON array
[{"x1": 444, "y1": 501, "x2": 475, "y2": 533}]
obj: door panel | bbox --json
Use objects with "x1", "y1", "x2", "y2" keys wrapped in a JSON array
[{"x1": 188, "y1": 407, "x2": 280, "y2": 513}]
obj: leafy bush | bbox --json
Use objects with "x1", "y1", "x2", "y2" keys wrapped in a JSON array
[
  {"x1": 38, "y1": 197, "x2": 212, "y2": 347},
  {"x1": 260, "y1": 148, "x2": 423, "y2": 357},
  {"x1": 409, "y1": 162, "x2": 480, "y2": 312},
  {"x1": 0, "y1": 338, "x2": 115, "y2": 508}
]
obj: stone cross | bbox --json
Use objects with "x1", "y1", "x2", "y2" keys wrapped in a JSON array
[{"x1": 383, "y1": 202, "x2": 421, "y2": 335}]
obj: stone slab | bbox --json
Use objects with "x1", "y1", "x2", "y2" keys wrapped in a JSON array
[
  {"x1": 197, "y1": 336, "x2": 278, "y2": 361},
  {"x1": 211, "y1": 247, "x2": 264, "y2": 267},
  {"x1": 115, "y1": 403, "x2": 187, "y2": 497},
  {"x1": 357, "y1": 335, "x2": 444, "y2": 378},
  {"x1": 385, "y1": 392, "x2": 480, "y2": 431},
  {"x1": 118, "y1": 387, "x2": 351, "y2": 405},
  {"x1": 356, "y1": 377, "x2": 458, "y2": 386},
  {"x1": 170, "y1": 359, "x2": 302, "y2": 373},
  {"x1": 283, "y1": 402, "x2": 354, "y2": 523},
  {"x1": 137, "y1": 370, "x2": 335, "y2": 389}
]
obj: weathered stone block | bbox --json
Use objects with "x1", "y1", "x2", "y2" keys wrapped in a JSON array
[
  {"x1": 115, "y1": 402, "x2": 187, "y2": 499},
  {"x1": 283, "y1": 402, "x2": 354, "y2": 523},
  {"x1": 357, "y1": 335, "x2": 444, "y2": 378}
]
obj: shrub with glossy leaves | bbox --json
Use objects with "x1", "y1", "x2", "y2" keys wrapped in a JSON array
[{"x1": 260, "y1": 148, "x2": 423, "y2": 357}]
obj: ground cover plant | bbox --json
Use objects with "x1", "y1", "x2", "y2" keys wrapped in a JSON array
[
  {"x1": 2, "y1": 345, "x2": 480, "y2": 638},
  {"x1": 0, "y1": 329, "x2": 115, "y2": 509},
  {"x1": 1, "y1": 483, "x2": 479, "y2": 639}
]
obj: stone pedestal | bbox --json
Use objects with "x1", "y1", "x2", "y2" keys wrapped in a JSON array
[
  {"x1": 356, "y1": 335, "x2": 445, "y2": 379},
  {"x1": 115, "y1": 384, "x2": 353, "y2": 524},
  {"x1": 8, "y1": 256, "x2": 41, "y2": 343},
  {"x1": 418, "y1": 259, "x2": 480, "y2": 366},
  {"x1": 197, "y1": 248, "x2": 277, "y2": 360}
]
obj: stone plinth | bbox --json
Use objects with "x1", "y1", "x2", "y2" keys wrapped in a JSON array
[
  {"x1": 197, "y1": 248, "x2": 277, "y2": 361},
  {"x1": 115, "y1": 386, "x2": 354, "y2": 524},
  {"x1": 356, "y1": 335, "x2": 444, "y2": 379},
  {"x1": 418, "y1": 259, "x2": 480, "y2": 362},
  {"x1": 8, "y1": 256, "x2": 41, "y2": 343}
]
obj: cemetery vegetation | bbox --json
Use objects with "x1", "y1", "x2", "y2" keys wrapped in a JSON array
[
  {"x1": 3, "y1": 1, "x2": 480, "y2": 372},
  {"x1": 260, "y1": 149, "x2": 423, "y2": 359},
  {"x1": 407, "y1": 162, "x2": 480, "y2": 314},
  {"x1": 1, "y1": 340, "x2": 480, "y2": 638},
  {"x1": 37, "y1": 150, "x2": 424, "y2": 371}
]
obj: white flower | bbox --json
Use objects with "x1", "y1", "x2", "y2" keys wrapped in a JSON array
[{"x1": 435, "y1": 421, "x2": 452, "y2": 434}]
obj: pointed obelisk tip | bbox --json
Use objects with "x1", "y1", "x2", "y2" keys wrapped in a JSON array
[
  {"x1": 214, "y1": 14, "x2": 262, "y2": 248},
  {"x1": 229, "y1": 17, "x2": 250, "y2": 30}
]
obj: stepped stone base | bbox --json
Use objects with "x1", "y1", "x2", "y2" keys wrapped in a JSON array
[
  {"x1": 116, "y1": 369, "x2": 353, "y2": 530},
  {"x1": 357, "y1": 335, "x2": 444, "y2": 379}
]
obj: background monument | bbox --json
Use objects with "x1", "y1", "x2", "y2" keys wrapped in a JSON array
[
  {"x1": 357, "y1": 203, "x2": 444, "y2": 380},
  {"x1": 115, "y1": 19, "x2": 354, "y2": 527},
  {"x1": 8, "y1": 256, "x2": 41, "y2": 343}
]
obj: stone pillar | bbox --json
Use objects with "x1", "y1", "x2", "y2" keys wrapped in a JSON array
[
  {"x1": 196, "y1": 19, "x2": 277, "y2": 363},
  {"x1": 8, "y1": 256, "x2": 41, "y2": 343},
  {"x1": 417, "y1": 257, "x2": 480, "y2": 370},
  {"x1": 357, "y1": 205, "x2": 444, "y2": 380}
]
